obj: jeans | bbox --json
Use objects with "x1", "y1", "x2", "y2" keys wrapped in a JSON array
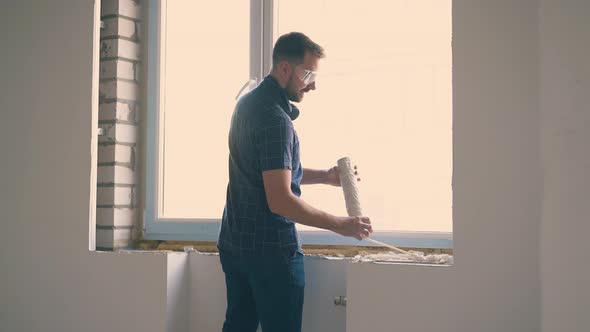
[{"x1": 219, "y1": 249, "x2": 305, "y2": 332}]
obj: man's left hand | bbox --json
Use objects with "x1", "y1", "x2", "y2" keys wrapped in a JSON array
[{"x1": 325, "y1": 165, "x2": 361, "y2": 187}]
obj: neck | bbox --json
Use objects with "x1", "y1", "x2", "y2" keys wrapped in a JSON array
[{"x1": 269, "y1": 70, "x2": 288, "y2": 88}]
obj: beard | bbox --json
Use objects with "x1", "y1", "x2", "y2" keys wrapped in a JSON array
[
  {"x1": 285, "y1": 77, "x2": 304, "y2": 102},
  {"x1": 286, "y1": 90, "x2": 303, "y2": 102}
]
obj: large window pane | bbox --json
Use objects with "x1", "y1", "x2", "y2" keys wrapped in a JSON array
[
  {"x1": 276, "y1": 0, "x2": 452, "y2": 232},
  {"x1": 161, "y1": 1, "x2": 249, "y2": 218}
]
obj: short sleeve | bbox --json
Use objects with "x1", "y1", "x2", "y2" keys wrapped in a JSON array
[{"x1": 254, "y1": 117, "x2": 294, "y2": 172}]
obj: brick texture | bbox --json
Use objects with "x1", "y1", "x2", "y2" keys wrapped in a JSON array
[{"x1": 97, "y1": 0, "x2": 143, "y2": 250}]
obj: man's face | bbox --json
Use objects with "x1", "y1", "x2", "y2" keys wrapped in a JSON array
[{"x1": 284, "y1": 51, "x2": 319, "y2": 103}]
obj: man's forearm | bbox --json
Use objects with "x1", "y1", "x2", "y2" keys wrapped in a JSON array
[
  {"x1": 301, "y1": 168, "x2": 327, "y2": 185},
  {"x1": 271, "y1": 192, "x2": 341, "y2": 233}
]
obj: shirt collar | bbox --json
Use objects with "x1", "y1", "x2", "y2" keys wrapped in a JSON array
[{"x1": 261, "y1": 75, "x2": 300, "y2": 120}]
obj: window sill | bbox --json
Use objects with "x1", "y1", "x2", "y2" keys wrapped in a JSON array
[{"x1": 131, "y1": 239, "x2": 453, "y2": 257}]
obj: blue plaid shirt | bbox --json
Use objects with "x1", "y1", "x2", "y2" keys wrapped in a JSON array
[{"x1": 217, "y1": 75, "x2": 303, "y2": 256}]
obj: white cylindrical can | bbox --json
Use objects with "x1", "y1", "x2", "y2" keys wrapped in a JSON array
[{"x1": 337, "y1": 157, "x2": 363, "y2": 217}]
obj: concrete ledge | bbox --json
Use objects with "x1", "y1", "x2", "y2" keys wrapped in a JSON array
[{"x1": 133, "y1": 240, "x2": 453, "y2": 256}]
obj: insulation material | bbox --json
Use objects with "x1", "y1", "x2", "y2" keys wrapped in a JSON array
[
  {"x1": 337, "y1": 156, "x2": 453, "y2": 265},
  {"x1": 352, "y1": 251, "x2": 454, "y2": 265},
  {"x1": 337, "y1": 157, "x2": 363, "y2": 217}
]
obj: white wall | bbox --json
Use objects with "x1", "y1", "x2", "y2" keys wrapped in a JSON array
[
  {"x1": 1, "y1": 1, "x2": 588, "y2": 332},
  {"x1": 189, "y1": 254, "x2": 227, "y2": 332},
  {"x1": 0, "y1": 2, "x2": 170, "y2": 332},
  {"x1": 167, "y1": 253, "x2": 190, "y2": 332},
  {"x1": 539, "y1": 1, "x2": 590, "y2": 331},
  {"x1": 346, "y1": 0, "x2": 542, "y2": 331}
]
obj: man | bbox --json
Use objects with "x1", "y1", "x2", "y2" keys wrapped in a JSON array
[{"x1": 217, "y1": 32, "x2": 372, "y2": 332}]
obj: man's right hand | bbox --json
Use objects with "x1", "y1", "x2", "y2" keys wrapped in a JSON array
[
  {"x1": 333, "y1": 216, "x2": 373, "y2": 241},
  {"x1": 262, "y1": 169, "x2": 373, "y2": 238}
]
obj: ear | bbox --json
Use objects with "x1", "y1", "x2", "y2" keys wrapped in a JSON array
[{"x1": 279, "y1": 60, "x2": 292, "y2": 76}]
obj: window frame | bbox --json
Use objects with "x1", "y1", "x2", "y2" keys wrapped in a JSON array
[{"x1": 143, "y1": 0, "x2": 453, "y2": 250}]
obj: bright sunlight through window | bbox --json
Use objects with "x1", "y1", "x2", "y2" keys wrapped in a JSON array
[
  {"x1": 161, "y1": 1, "x2": 248, "y2": 218},
  {"x1": 159, "y1": 0, "x2": 452, "y2": 234},
  {"x1": 276, "y1": 0, "x2": 452, "y2": 232}
]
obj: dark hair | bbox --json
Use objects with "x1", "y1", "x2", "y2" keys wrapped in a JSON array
[{"x1": 272, "y1": 32, "x2": 325, "y2": 67}]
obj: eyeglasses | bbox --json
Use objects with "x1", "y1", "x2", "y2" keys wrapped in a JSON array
[{"x1": 295, "y1": 66, "x2": 317, "y2": 85}]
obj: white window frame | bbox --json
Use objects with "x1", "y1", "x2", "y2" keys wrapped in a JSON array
[{"x1": 143, "y1": 0, "x2": 452, "y2": 249}]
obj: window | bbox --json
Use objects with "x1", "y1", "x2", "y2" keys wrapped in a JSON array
[{"x1": 144, "y1": 0, "x2": 453, "y2": 249}]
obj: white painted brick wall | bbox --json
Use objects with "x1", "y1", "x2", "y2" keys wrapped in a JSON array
[
  {"x1": 118, "y1": 18, "x2": 137, "y2": 39},
  {"x1": 100, "y1": 80, "x2": 139, "y2": 100},
  {"x1": 100, "y1": 38, "x2": 140, "y2": 60},
  {"x1": 100, "y1": 59, "x2": 118, "y2": 79},
  {"x1": 97, "y1": 165, "x2": 135, "y2": 184},
  {"x1": 100, "y1": 59, "x2": 135, "y2": 81},
  {"x1": 97, "y1": 0, "x2": 142, "y2": 250},
  {"x1": 99, "y1": 101, "x2": 137, "y2": 122},
  {"x1": 97, "y1": 207, "x2": 136, "y2": 227},
  {"x1": 100, "y1": 17, "x2": 137, "y2": 40},
  {"x1": 102, "y1": 0, "x2": 142, "y2": 20},
  {"x1": 97, "y1": 186, "x2": 133, "y2": 206},
  {"x1": 112, "y1": 229, "x2": 133, "y2": 248},
  {"x1": 96, "y1": 229, "x2": 116, "y2": 248},
  {"x1": 99, "y1": 38, "x2": 117, "y2": 58},
  {"x1": 98, "y1": 144, "x2": 134, "y2": 164},
  {"x1": 116, "y1": 38, "x2": 141, "y2": 60},
  {"x1": 98, "y1": 123, "x2": 138, "y2": 144},
  {"x1": 96, "y1": 228, "x2": 133, "y2": 249},
  {"x1": 100, "y1": 17, "x2": 118, "y2": 37}
]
